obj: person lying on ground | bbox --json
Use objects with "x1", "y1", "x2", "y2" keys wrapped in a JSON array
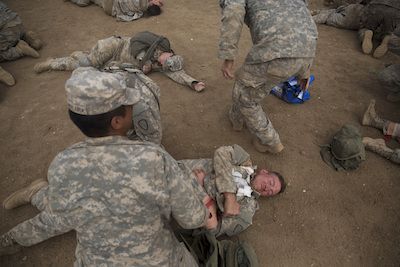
[{"x1": 34, "y1": 31, "x2": 205, "y2": 92}]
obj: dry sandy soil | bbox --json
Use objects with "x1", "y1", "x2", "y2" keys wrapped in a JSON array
[{"x1": 1, "y1": 0, "x2": 399, "y2": 266}]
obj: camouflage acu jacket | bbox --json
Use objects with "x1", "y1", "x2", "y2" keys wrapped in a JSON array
[
  {"x1": 10, "y1": 136, "x2": 208, "y2": 266},
  {"x1": 218, "y1": 0, "x2": 318, "y2": 63}
]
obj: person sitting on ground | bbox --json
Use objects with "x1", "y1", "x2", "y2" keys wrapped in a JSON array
[
  {"x1": 361, "y1": 99, "x2": 400, "y2": 165},
  {"x1": 0, "y1": 1, "x2": 42, "y2": 86},
  {"x1": 64, "y1": 0, "x2": 163, "y2": 22},
  {"x1": 0, "y1": 68, "x2": 209, "y2": 265},
  {"x1": 178, "y1": 144, "x2": 285, "y2": 237},
  {"x1": 34, "y1": 31, "x2": 205, "y2": 92},
  {"x1": 311, "y1": 1, "x2": 400, "y2": 59}
]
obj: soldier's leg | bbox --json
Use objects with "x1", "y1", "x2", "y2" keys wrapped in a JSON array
[
  {"x1": 2, "y1": 178, "x2": 48, "y2": 210},
  {"x1": 312, "y1": 9, "x2": 336, "y2": 24},
  {"x1": 0, "y1": 40, "x2": 39, "y2": 61},
  {"x1": 362, "y1": 137, "x2": 400, "y2": 164},
  {"x1": 362, "y1": 99, "x2": 388, "y2": 129}
]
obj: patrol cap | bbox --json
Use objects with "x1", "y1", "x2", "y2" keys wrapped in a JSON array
[
  {"x1": 162, "y1": 55, "x2": 184, "y2": 72},
  {"x1": 65, "y1": 68, "x2": 140, "y2": 115}
]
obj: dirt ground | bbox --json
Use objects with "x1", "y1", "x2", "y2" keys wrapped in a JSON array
[{"x1": 0, "y1": 0, "x2": 399, "y2": 266}]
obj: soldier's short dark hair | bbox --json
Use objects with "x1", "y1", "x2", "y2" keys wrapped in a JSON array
[
  {"x1": 147, "y1": 5, "x2": 161, "y2": 16},
  {"x1": 69, "y1": 105, "x2": 127, "y2": 137}
]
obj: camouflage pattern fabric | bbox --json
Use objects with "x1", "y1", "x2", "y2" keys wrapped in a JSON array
[
  {"x1": 313, "y1": 4, "x2": 368, "y2": 30},
  {"x1": 218, "y1": 0, "x2": 317, "y2": 146},
  {"x1": 112, "y1": 0, "x2": 149, "y2": 22},
  {"x1": 0, "y1": 1, "x2": 25, "y2": 61},
  {"x1": 9, "y1": 136, "x2": 208, "y2": 266},
  {"x1": 47, "y1": 37, "x2": 200, "y2": 91},
  {"x1": 361, "y1": 2, "x2": 400, "y2": 37},
  {"x1": 65, "y1": 68, "x2": 141, "y2": 115},
  {"x1": 230, "y1": 58, "x2": 314, "y2": 146},
  {"x1": 162, "y1": 55, "x2": 184, "y2": 72},
  {"x1": 218, "y1": 0, "x2": 317, "y2": 63},
  {"x1": 135, "y1": 47, "x2": 199, "y2": 91},
  {"x1": 178, "y1": 145, "x2": 259, "y2": 237},
  {"x1": 378, "y1": 63, "x2": 400, "y2": 93}
]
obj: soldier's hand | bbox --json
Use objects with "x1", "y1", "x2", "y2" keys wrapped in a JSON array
[
  {"x1": 142, "y1": 65, "x2": 152, "y2": 74},
  {"x1": 221, "y1": 59, "x2": 235, "y2": 79},
  {"x1": 223, "y1": 192, "x2": 240, "y2": 217}
]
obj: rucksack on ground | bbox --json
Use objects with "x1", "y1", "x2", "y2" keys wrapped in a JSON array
[
  {"x1": 319, "y1": 124, "x2": 366, "y2": 171},
  {"x1": 174, "y1": 228, "x2": 258, "y2": 267}
]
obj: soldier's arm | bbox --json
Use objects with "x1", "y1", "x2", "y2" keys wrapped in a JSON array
[
  {"x1": 218, "y1": 0, "x2": 246, "y2": 61},
  {"x1": 163, "y1": 153, "x2": 209, "y2": 229}
]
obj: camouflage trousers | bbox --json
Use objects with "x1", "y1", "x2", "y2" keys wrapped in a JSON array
[
  {"x1": 48, "y1": 37, "x2": 127, "y2": 71},
  {"x1": 230, "y1": 57, "x2": 314, "y2": 146},
  {"x1": 312, "y1": 4, "x2": 367, "y2": 30},
  {"x1": 362, "y1": 5, "x2": 400, "y2": 38},
  {"x1": 378, "y1": 63, "x2": 400, "y2": 93},
  {"x1": 0, "y1": 20, "x2": 25, "y2": 62}
]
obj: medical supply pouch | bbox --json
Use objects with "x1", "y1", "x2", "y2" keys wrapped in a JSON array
[
  {"x1": 320, "y1": 125, "x2": 365, "y2": 171},
  {"x1": 270, "y1": 75, "x2": 314, "y2": 104},
  {"x1": 175, "y1": 228, "x2": 258, "y2": 267}
]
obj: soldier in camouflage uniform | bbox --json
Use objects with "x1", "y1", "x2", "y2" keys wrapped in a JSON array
[
  {"x1": 359, "y1": 0, "x2": 400, "y2": 58},
  {"x1": 0, "y1": 1, "x2": 42, "y2": 86},
  {"x1": 312, "y1": 3, "x2": 368, "y2": 30},
  {"x1": 34, "y1": 32, "x2": 205, "y2": 92},
  {"x1": 178, "y1": 144, "x2": 285, "y2": 237},
  {"x1": 64, "y1": 0, "x2": 163, "y2": 22},
  {"x1": 311, "y1": 2, "x2": 400, "y2": 58},
  {"x1": 218, "y1": 0, "x2": 318, "y2": 154},
  {"x1": 0, "y1": 68, "x2": 208, "y2": 266}
]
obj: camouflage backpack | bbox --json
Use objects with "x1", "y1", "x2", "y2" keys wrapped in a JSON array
[
  {"x1": 320, "y1": 125, "x2": 366, "y2": 171},
  {"x1": 175, "y1": 228, "x2": 258, "y2": 267}
]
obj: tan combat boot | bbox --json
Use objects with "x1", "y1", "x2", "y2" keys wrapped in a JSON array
[
  {"x1": 24, "y1": 31, "x2": 42, "y2": 50},
  {"x1": 373, "y1": 35, "x2": 391, "y2": 59},
  {"x1": 2, "y1": 178, "x2": 48, "y2": 210},
  {"x1": 252, "y1": 137, "x2": 284, "y2": 154},
  {"x1": 386, "y1": 92, "x2": 400, "y2": 103},
  {"x1": 16, "y1": 40, "x2": 40, "y2": 58},
  {"x1": 0, "y1": 66, "x2": 15, "y2": 86},
  {"x1": 362, "y1": 30, "x2": 373, "y2": 54},
  {"x1": 362, "y1": 137, "x2": 400, "y2": 164},
  {"x1": 362, "y1": 99, "x2": 387, "y2": 129},
  {"x1": 0, "y1": 233, "x2": 22, "y2": 257},
  {"x1": 34, "y1": 58, "x2": 55, "y2": 73}
]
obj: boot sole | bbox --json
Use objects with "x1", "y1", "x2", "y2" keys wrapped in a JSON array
[{"x1": 362, "y1": 30, "x2": 373, "y2": 54}]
